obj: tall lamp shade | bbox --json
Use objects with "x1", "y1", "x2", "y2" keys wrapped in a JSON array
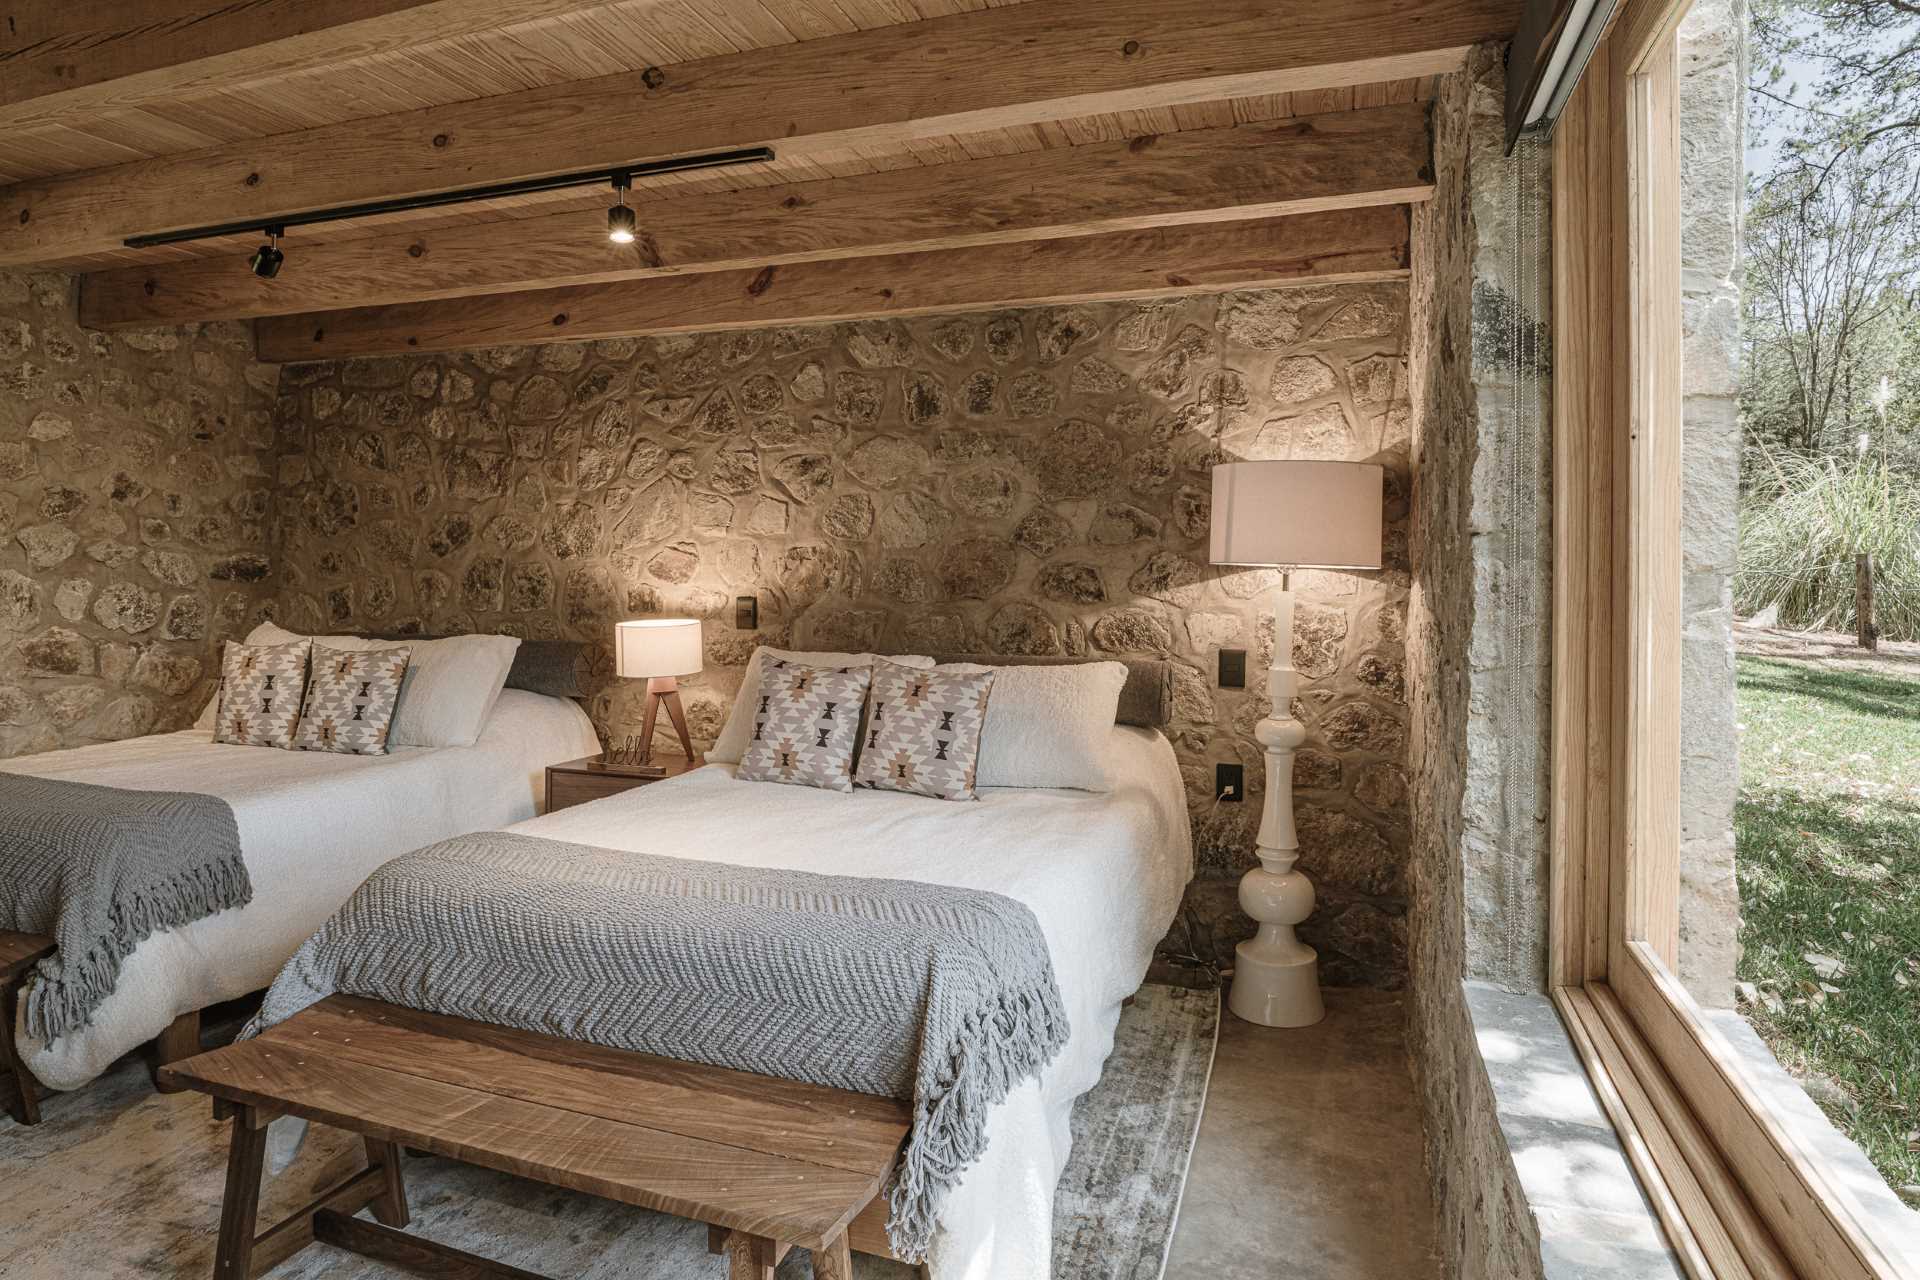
[
  {"x1": 1210, "y1": 460, "x2": 1383, "y2": 570},
  {"x1": 611, "y1": 618, "x2": 702, "y2": 771},
  {"x1": 1207, "y1": 459, "x2": 1384, "y2": 1032}
]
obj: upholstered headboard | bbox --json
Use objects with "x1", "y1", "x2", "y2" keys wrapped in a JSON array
[
  {"x1": 931, "y1": 654, "x2": 1173, "y2": 729},
  {"x1": 367, "y1": 634, "x2": 586, "y2": 700},
  {"x1": 361, "y1": 636, "x2": 1169, "y2": 724}
]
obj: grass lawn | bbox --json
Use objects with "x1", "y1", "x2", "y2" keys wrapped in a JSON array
[{"x1": 1735, "y1": 654, "x2": 1920, "y2": 1196}]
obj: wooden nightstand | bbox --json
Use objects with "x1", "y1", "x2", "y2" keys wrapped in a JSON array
[{"x1": 544, "y1": 756, "x2": 702, "y2": 813}]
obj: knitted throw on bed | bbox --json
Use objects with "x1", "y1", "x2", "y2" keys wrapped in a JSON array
[
  {"x1": 0, "y1": 773, "x2": 250, "y2": 1042},
  {"x1": 246, "y1": 831, "x2": 1069, "y2": 1261}
]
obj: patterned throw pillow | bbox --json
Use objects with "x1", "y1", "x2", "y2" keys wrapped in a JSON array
[
  {"x1": 737, "y1": 654, "x2": 873, "y2": 793},
  {"x1": 293, "y1": 643, "x2": 412, "y2": 755},
  {"x1": 214, "y1": 639, "x2": 312, "y2": 750},
  {"x1": 854, "y1": 659, "x2": 997, "y2": 801}
]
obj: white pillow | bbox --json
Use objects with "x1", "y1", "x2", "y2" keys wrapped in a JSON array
[
  {"x1": 220, "y1": 622, "x2": 520, "y2": 748},
  {"x1": 937, "y1": 661, "x2": 1127, "y2": 792},
  {"x1": 708, "y1": 646, "x2": 935, "y2": 765}
]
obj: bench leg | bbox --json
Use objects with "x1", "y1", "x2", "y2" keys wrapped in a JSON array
[
  {"x1": 214, "y1": 1108, "x2": 269, "y2": 1280},
  {"x1": 364, "y1": 1138, "x2": 410, "y2": 1228},
  {"x1": 0, "y1": 978, "x2": 43, "y2": 1125},
  {"x1": 150, "y1": 1008, "x2": 201, "y2": 1093},
  {"x1": 725, "y1": 1229, "x2": 778, "y2": 1280},
  {"x1": 813, "y1": 1230, "x2": 854, "y2": 1280}
]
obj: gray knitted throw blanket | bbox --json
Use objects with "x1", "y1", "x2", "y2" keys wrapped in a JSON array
[
  {"x1": 246, "y1": 831, "x2": 1070, "y2": 1261},
  {"x1": 0, "y1": 772, "x2": 250, "y2": 1042}
]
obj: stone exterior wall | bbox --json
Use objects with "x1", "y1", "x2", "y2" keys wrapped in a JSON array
[
  {"x1": 1677, "y1": 0, "x2": 1746, "y2": 1009},
  {"x1": 269, "y1": 290, "x2": 1416, "y2": 984},
  {"x1": 1406, "y1": 47, "x2": 1552, "y2": 1280},
  {"x1": 1407, "y1": 10, "x2": 1747, "y2": 1270},
  {"x1": 0, "y1": 269, "x2": 281, "y2": 757}
]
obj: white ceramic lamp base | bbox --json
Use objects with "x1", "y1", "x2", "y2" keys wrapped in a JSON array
[{"x1": 1227, "y1": 589, "x2": 1326, "y2": 1029}]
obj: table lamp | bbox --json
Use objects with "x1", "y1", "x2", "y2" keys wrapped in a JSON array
[
  {"x1": 1210, "y1": 459, "x2": 1384, "y2": 1027},
  {"x1": 608, "y1": 617, "x2": 703, "y2": 774}
]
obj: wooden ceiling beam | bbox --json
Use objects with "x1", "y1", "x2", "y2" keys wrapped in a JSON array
[
  {"x1": 0, "y1": 0, "x2": 1517, "y2": 267},
  {"x1": 0, "y1": 1, "x2": 627, "y2": 132},
  {"x1": 81, "y1": 104, "x2": 1433, "y2": 329},
  {"x1": 252, "y1": 206, "x2": 1411, "y2": 362}
]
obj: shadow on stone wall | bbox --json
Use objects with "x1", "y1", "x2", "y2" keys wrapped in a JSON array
[{"x1": 0, "y1": 269, "x2": 282, "y2": 757}]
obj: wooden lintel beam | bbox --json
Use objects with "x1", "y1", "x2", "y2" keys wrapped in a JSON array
[
  {"x1": 253, "y1": 207, "x2": 1411, "y2": 362},
  {"x1": 82, "y1": 105, "x2": 1433, "y2": 328},
  {"x1": 1, "y1": 0, "x2": 1518, "y2": 267},
  {"x1": 0, "y1": 1, "x2": 625, "y2": 132}
]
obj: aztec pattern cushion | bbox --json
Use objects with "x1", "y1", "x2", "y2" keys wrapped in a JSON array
[
  {"x1": 736, "y1": 654, "x2": 873, "y2": 793},
  {"x1": 214, "y1": 639, "x2": 312, "y2": 749},
  {"x1": 854, "y1": 659, "x2": 996, "y2": 801},
  {"x1": 293, "y1": 643, "x2": 412, "y2": 755}
]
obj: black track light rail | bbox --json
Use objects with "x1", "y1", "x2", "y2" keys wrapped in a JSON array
[{"x1": 122, "y1": 146, "x2": 776, "y2": 250}]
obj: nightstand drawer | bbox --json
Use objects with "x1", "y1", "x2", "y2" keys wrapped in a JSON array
[
  {"x1": 543, "y1": 756, "x2": 701, "y2": 813},
  {"x1": 546, "y1": 770, "x2": 646, "y2": 812}
]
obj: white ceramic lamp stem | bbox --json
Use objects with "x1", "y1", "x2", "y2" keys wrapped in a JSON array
[
  {"x1": 1209, "y1": 461, "x2": 1384, "y2": 1029},
  {"x1": 1233, "y1": 576, "x2": 1323, "y2": 1027}
]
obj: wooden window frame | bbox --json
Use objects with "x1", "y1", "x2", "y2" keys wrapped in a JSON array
[{"x1": 1547, "y1": 2, "x2": 1909, "y2": 1276}]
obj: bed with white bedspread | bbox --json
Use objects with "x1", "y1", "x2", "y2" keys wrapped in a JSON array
[
  {"x1": 5, "y1": 688, "x2": 599, "y2": 1090},
  {"x1": 502, "y1": 724, "x2": 1192, "y2": 1280}
]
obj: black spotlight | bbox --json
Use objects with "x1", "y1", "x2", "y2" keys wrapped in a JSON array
[
  {"x1": 607, "y1": 173, "x2": 637, "y2": 244},
  {"x1": 249, "y1": 226, "x2": 285, "y2": 279}
]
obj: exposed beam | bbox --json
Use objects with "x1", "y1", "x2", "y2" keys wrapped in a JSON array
[
  {"x1": 1, "y1": 0, "x2": 1518, "y2": 267},
  {"x1": 82, "y1": 105, "x2": 1433, "y2": 328},
  {"x1": 0, "y1": 1, "x2": 625, "y2": 132},
  {"x1": 254, "y1": 207, "x2": 1411, "y2": 362}
]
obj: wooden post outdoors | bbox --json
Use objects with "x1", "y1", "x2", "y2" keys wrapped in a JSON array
[{"x1": 1857, "y1": 552, "x2": 1878, "y2": 651}]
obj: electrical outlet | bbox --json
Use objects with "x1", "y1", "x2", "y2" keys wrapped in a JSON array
[
  {"x1": 1218, "y1": 647, "x2": 1247, "y2": 688},
  {"x1": 1216, "y1": 762, "x2": 1244, "y2": 802},
  {"x1": 735, "y1": 595, "x2": 758, "y2": 630}
]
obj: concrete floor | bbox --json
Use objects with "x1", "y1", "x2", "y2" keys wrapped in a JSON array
[{"x1": 1165, "y1": 987, "x2": 1444, "y2": 1280}]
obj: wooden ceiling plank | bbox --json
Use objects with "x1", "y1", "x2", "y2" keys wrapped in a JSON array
[
  {"x1": 84, "y1": 104, "x2": 1431, "y2": 327},
  {"x1": 1233, "y1": 94, "x2": 1294, "y2": 123},
  {"x1": 253, "y1": 207, "x2": 1412, "y2": 362},
  {"x1": 677, "y1": 0, "x2": 802, "y2": 52},
  {"x1": 1170, "y1": 101, "x2": 1239, "y2": 132},
  {"x1": 756, "y1": 0, "x2": 861, "y2": 41},
  {"x1": 0, "y1": 1, "x2": 643, "y2": 131},
  {"x1": 1289, "y1": 86, "x2": 1358, "y2": 115},
  {"x1": 0, "y1": 0, "x2": 1516, "y2": 267},
  {"x1": 839, "y1": 0, "x2": 925, "y2": 24}
]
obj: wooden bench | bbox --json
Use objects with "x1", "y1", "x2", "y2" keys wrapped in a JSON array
[
  {"x1": 0, "y1": 930, "x2": 55, "y2": 1125},
  {"x1": 159, "y1": 994, "x2": 915, "y2": 1279}
]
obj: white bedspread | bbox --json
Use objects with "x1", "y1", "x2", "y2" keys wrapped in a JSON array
[
  {"x1": 6, "y1": 689, "x2": 600, "y2": 1090},
  {"x1": 512, "y1": 725, "x2": 1192, "y2": 1280}
]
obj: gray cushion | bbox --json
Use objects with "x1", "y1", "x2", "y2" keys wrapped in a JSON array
[
  {"x1": 929, "y1": 654, "x2": 1172, "y2": 729},
  {"x1": 366, "y1": 633, "x2": 585, "y2": 700}
]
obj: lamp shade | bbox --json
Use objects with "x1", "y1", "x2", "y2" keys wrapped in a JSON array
[
  {"x1": 1209, "y1": 460, "x2": 1384, "y2": 569},
  {"x1": 614, "y1": 617, "x2": 703, "y2": 678}
]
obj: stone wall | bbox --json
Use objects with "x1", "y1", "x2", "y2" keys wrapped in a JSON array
[
  {"x1": 1677, "y1": 0, "x2": 1746, "y2": 1009},
  {"x1": 269, "y1": 290, "x2": 1416, "y2": 984},
  {"x1": 0, "y1": 269, "x2": 281, "y2": 757},
  {"x1": 1406, "y1": 47, "x2": 1552, "y2": 1280}
]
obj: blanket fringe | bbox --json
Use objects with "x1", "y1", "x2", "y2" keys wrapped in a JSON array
[
  {"x1": 884, "y1": 978, "x2": 1072, "y2": 1262},
  {"x1": 22, "y1": 855, "x2": 252, "y2": 1044}
]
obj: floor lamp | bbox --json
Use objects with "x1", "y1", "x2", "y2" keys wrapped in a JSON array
[{"x1": 1209, "y1": 460, "x2": 1384, "y2": 1028}]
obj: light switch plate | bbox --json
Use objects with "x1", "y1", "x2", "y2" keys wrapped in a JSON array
[
  {"x1": 1218, "y1": 648, "x2": 1247, "y2": 688},
  {"x1": 735, "y1": 595, "x2": 758, "y2": 630}
]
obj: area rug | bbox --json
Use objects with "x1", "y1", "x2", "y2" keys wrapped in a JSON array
[{"x1": 0, "y1": 984, "x2": 1218, "y2": 1279}]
